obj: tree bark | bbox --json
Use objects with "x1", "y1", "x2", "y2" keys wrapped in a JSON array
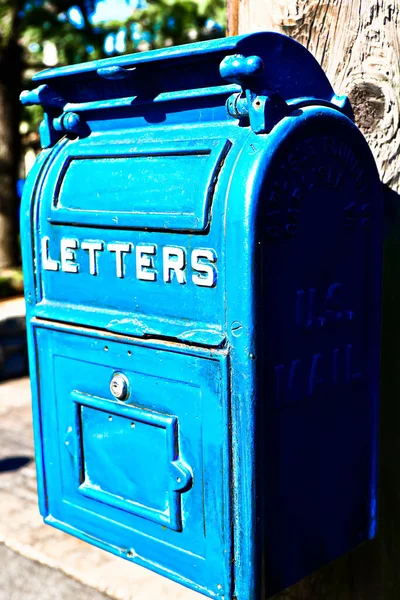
[
  {"x1": 228, "y1": 1, "x2": 400, "y2": 194},
  {"x1": 0, "y1": 38, "x2": 22, "y2": 269},
  {"x1": 228, "y1": 2, "x2": 400, "y2": 599}
]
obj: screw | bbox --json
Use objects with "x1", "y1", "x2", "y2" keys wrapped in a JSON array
[{"x1": 231, "y1": 321, "x2": 243, "y2": 337}]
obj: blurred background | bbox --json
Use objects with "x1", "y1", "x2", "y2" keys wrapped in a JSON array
[
  {"x1": 0, "y1": 4, "x2": 226, "y2": 599},
  {"x1": 2, "y1": 2, "x2": 400, "y2": 599},
  {"x1": 0, "y1": 6, "x2": 227, "y2": 597},
  {"x1": 0, "y1": 0, "x2": 226, "y2": 380}
]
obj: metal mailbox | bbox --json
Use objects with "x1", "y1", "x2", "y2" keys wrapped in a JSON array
[{"x1": 20, "y1": 32, "x2": 382, "y2": 599}]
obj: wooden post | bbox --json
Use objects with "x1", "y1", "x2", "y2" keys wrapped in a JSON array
[
  {"x1": 228, "y1": 2, "x2": 400, "y2": 599},
  {"x1": 228, "y1": 1, "x2": 400, "y2": 192}
]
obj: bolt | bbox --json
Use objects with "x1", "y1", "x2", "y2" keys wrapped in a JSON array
[{"x1": 231, "y1": 321, "x2": 243, "y2": 337}]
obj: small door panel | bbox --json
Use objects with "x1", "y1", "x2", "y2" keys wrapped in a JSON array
[
  {"x1": 70, "y1": 391, "x2": 192, "y2": 531},
  {"x1": 33, "y1": 322, "x2": 231, "y2": 598}
]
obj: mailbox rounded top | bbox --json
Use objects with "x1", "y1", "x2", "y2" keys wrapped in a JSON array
[
  {"x1": 32, "y1": 32, "x2": 327, "y2": 85},
  {"x1": 27, "y1": 32, "x2": 335, "y2": 117}
]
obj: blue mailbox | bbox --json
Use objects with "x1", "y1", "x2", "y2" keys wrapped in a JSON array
[{"x1": 20, "y1": 32, "x2": 382, "y2": 599}]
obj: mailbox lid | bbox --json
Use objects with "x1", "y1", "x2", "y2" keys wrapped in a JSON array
[
  {"x1": 26, "y1": 31, "x2": 335, "y2": 141},
  {"x1": 32, "y1": 321, "x2": 231, "y2": 598}
]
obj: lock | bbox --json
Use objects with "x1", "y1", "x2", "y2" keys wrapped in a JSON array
[{"x1": 110, "y1": 372, "x2": 129, "y2": 400}]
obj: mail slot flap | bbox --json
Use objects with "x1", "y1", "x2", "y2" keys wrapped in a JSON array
[{"x1": 49, "y1": 138, "x2": 230, "y2": 230}]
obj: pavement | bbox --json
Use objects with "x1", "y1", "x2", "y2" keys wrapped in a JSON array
[
  {"x1": 0, "y1": 298, "x2": 201, "y2": 600},
  {"x1": 0, "y1": 297, "x2": 25, "y2": 321}
]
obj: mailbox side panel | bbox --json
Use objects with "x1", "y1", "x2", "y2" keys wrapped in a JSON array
[
  {"x1": 255, "y1": 108, "x2": 382, "y2": 596},
  {"x1": 20, "y1": 143, "x2": 61, "y2": 517}
]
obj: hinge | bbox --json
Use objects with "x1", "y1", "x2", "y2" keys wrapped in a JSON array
[
  {"x1": 220, "y1": 54, "x2": 288, "y2": 134},
  {"x1": 20, "y1": 84, "x2": 88, "y2": 148},
  {"x1": 220, "y1": 54, "x2": 352, "y2": 133}
]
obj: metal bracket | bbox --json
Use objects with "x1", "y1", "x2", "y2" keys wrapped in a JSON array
[
  {"x1": 226, "y1": 90, "x2": 289, "y2": 134},
  {"x1": 53, "y1": 112, "x2": 89, "y2": 137},
  {"x1": 220, "y1": 54, "x2": 288, "y2": 134},
  {"x1": 20, "y1": 84, "x2": 88, "y2": 148},
  {"x1": 220, "y1": 54, "x2": 352, "y2": 133},
  {"x1": 20, "y1": 84, "x2": 65, "y2": 109}
]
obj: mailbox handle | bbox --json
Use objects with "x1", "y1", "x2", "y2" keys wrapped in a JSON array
[
  {"x1": 20, "y1": 84, "x2": 65, "y2": 108},
  {"x1": 220, "y1": 54, "x2": 264, "y2": 84}
]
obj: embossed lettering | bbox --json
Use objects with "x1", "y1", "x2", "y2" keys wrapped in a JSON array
[
  {"x1": 296, "y1": 288, "x2": 316, "y2": 327},
  {"x1": 81, "y1": 240, "x2": 104, "y2": 276},
  {"x1": 308, "y1": 353, "x2": 323, "y2": 396},
  {"x1": 40, "y1": 236, "x2": 218, "y2": 288},
  {"x1": 41, "y1": 236, "x2": 59, "y2": 271},
  {"x1": 265, "y1": 136, "x2": 369, "y2": 242},
  {"x1": 191, "y1": 249, "x2": 217, "y2": 287},
  {"x1": 275, "y1": 360, "x2": 302, "y2": 405},
  {"x1": 136, "y1": 244, "x2": 157, "y2": 281},
  {"x1": 332, "y1": 348, "x2": 339, "y2": 385},
  {"x1": 296, "y1": 283, "x2": 354, "y2": 328},
  {"x1": 275, "y1": 344, "x2": 361, "y2": 407},
  {"x1": 323, "y1": 136, "x2": 366, "y2": 192},
  {"x1": 316, "y1": 164, "x2": 344, "y2": 190},
  {"x1": 107, "y1": 242, "x2": 132, "y2": 278},
  {"x1": 163, "y1": 247, "x2": 186, "y2": 284},
  {"x1": 60, "y1": 238, "x2": 79, "y2": 273}
]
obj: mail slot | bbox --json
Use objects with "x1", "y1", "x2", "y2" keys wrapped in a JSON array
[{"x1": 20, "y1": 32, "x2": 382, "y2": 599}]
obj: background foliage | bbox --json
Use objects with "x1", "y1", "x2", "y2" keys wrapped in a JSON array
[
  {"x1": 0, "y1": 0, "x2": 226, "y2": 272},
  {"x1": 22, "y1": 0, "x2": 225, "y2": 132}
]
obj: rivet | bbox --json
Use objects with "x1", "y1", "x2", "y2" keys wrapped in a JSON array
[{"x1": 231, "y1": 321, "x2": 243, "y2": 337}]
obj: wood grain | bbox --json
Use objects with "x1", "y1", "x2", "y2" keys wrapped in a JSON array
[
  {"x1": 229, "y1": 2, "x2": 400, "y2": 598},
  {"x1": 229, "y1": 0, "x2": 400, "y2": 192}
]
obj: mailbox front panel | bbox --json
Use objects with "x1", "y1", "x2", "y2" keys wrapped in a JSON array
[
  {"x1": 32, "y1": 322, "x2": 231, "y2": 598},
  {"x1": 29, "y1": 123, "x2": 249, "y2": 346}
]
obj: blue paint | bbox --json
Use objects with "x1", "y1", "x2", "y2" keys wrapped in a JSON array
[
  {"x1": 20, "y1": 32, "x2": 382, "y2": 599},
  {"x1": 71, "y1": 390, "x2": 193, "y2": 531}
]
